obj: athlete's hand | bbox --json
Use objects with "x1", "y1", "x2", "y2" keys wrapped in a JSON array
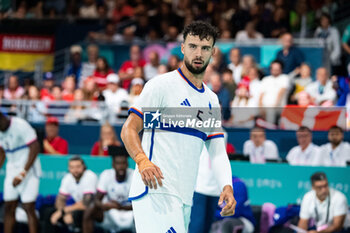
[
  {"x1": 50, "y1": 210, "x2": 62, "y2": 225},
  {"x1": 12, "y1": 170, "x2": 26, "y2": 187},
  {"x1": 135, "y1": 153, "x2": 164, "y2": 189},
  {"x1": 218, "y1": 185, "x2": 236, "y2": 217}
]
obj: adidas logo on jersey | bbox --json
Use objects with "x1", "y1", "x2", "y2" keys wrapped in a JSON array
[
  {"x1": 166, "y1": 227, "x2": 177, "y2": 233},
  {"x1": 180, "y1": 98, "x2": 191, "y2": 106}
]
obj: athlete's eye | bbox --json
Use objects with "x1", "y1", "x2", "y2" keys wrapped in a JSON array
[
  {"x1": 189, "y1": 44, "x2": 196, "y2": 49},
  {"x1": 202, "y1": 47, "x2": 210, "y2": 51}
]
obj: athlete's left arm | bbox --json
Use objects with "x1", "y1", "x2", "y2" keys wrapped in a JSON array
[
  {"x1": 0, "y1": 147, "x2": 5, "y2": 168},
  {"x1": 205, "y1": 136, "x2": 236, "y2": 216}
]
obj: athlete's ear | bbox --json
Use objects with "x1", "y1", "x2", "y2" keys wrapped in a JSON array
[
  {"x1": 181, "y1": 43, "x2": 184, "y2": 55},
  {"x1": 212, "y1": 46, "x2": 216, "y2": 56}
]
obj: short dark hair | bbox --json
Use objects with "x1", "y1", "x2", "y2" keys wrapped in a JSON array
[
  {"x1": 222, "y1": 68, "x2": 233, "y2": 75},
  {"x1": 320, "y1": 13, "x2": 331, "y2": 24},
  {"x1": 251, "y1": 126, "x2": 265, "y2": 133},
  {"x1": 183, "y1": 21, "x2": 219, "y2": 46},
  {"x1": 311, "y1": 172, "x2": 327, "y2": 185},
  {"x1": 69, "y1": 156, "x2": 87, "y2": 169},
  {"x1": 270, "y1": 59, "x2": 284, "y2": 70},
  {"x1": 297, "y1": 126, "x2": 311, "y2": 133},
  {"x1": 329, "y1": 125, "x2": 343, "y2": 133}
]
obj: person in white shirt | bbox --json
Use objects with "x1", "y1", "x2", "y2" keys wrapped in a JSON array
[
  {"x1": 318, "y1": 126, "x2": 350, "y2": 167},
  {"x1": 243, "y1": 127, "x2": 279, "y2": 163},
  {"x1": 235, "y1": 21, "x2": 264, "y2": 44},
  {"x1": 298, "y1": 172, "x2": 350, "y2": 232},
  {"x1": 144, "y1": 51, "x2": 160, "y2": 81},
  {"x1": 306, "y1": 67, "x2": 336, "y2": 106},
  {"x1": 259, "y1": 60, "x2": 290, "y2": 124},
  {"x1": 0, "y1": 112, "x2": 41, "y2": 233},
  {"x1": 103, "y1": 73, "x2": 129, "y2": 123},
  {"x1": 227, "y1": 48, "x2": 243, "y2": 85},
  {"x1": 83, "y1": 153, "x2": 135, "y2": 233},
  {"x1": 286, "y1": 126, "x2": 322, "y2": 166},
  {"x1": 42, "y1": 156, "x2": 98, "y2": 232}
]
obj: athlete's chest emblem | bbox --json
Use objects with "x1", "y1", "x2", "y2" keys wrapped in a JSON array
[{"x1": 180, "y1": 98, "x2": 191, "y2": 106}]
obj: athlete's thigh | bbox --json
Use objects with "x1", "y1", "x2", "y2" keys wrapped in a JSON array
[
  {"x1": 132, "y1": 193, "x2": 186, "y2": 233},
  {"x1": 3, "y1": 175, "x2": 19, "y2": 202},
  {"x1": 20, "y1": 174, "x2": 39, "y2": 203}
]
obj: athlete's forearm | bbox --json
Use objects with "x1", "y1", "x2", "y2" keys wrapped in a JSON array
[
  {"x1": 55, "y1": 194, "x2": 67, "y2": 210},
  {"x1": 24, "y1": 140, "x2": 40, "y2": 172},
  {"x1": 121, "y1": 114, "x2": 145, "y2": 161},
  {"x1": 0, "y1": 147, "x2": 5, "y2": 168}
]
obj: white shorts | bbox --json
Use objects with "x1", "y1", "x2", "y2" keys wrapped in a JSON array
[
  {"x1": 100, "y1": 209, "x2": 135, "y2": 232},
  {"x1": 3, "y1": 172, "x2": 39, "y2": 203},
  {"x1": 132, "y1": 193, "x2": 191, "y2": 233}
]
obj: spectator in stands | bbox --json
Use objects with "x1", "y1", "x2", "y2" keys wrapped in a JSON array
[
  {"x1": 91, "y1": 122, "x2": 121, "y2": 156},
  {"x1": 276, "y1": 33, "x2": 304, "y2": 74},
  {"x1": 80, "y1": 44, "x2": 99, "y2": 86},
  {"x1": 42, "y1": 156, "x2": 97, "y2": 232},
  {"x1": 210, "y1": 73, "x2": 231, "y2": 121},
  {"x1": 247, "y1": 67, "x2": 262, "y2": 107},
  {"x1": 43, "y1": 117, "x2": 69, "y2": 155},
  {"x1": 314, "y1": 13, "x2": 341, "y2": 74},
  {"x1": 118, "y1": 45, "x2": 146, "y2": 89},
  {"x1": 25, "y1": 85, "x2": 47, "y2": 123},
  {"x1": 163, "y1": 25, "x2": 182, "y2": 42},
  {"x1": 297, "y1": 91, "x2": 314, "y2": 106},
  {"x1": 209, "y1": 48, "x2": 226, "y2": 73},
  {"x1": 332, "y1": 75, "x2": 350, "y2": 107},
  {"x1": 342, "y1": 22, "x2": 350, "y2": 75},
  {"x1": 259, "y1": 60, "x2": 290, "y2": 124},
  {"x1": 158, "y1": 64, "x2": 168, "y2": 74},
  {"x1": 103, "y1": 73, "x2": 129, "y2": 123},
  {"x1": 88, "y1": 21, "x2": 118, "y2": 43},
  {"x1": 290, "y1": 0, "x2": 315, "y2": 38},
  {"x1": 62, "y1": 75, "x2": 76, "y2": 102},
  {"x1": 144, "y1": 51, "x2": 160, "y2": 81},
  {"x1": 82, "y1": 77, "x2": 100, "y2": 101},
  {"x1": 241, "y1": 55, "x2": 257, "y2": 79},
  {"x1": 265, "y1": 7, "x2": 289, "y2": 38},
  {"x1": 64, "y1": 89, "x2": 87, "y2": 123},
  {"x1": 221, "y1": 69, "x2": 236, "y2": 101},
  {"x1": 111, "y1": 0, "x2": 134, "y2": 23},
  {"x1": 66, "y1": 45, "x2": 83, "y2": 85},
  {"x1": 286, "y1": 126, "x2": 322, "y2": 166},
  {"x1": 128, "y1": 78, "x2": 144, "y2": 106},
  {"x1": 0, "y1": 85, "x2": 4, "y2": 100},
  {"x1": 318, "y1": 126, "x2": 350, "y2": 167},
  {"x1": 227, "y1": 48, "x2": 243, "y2": 85},
  {"x1": 40, "y1": 72, "x2": 55, "y2": 101},
  {"x1": 167, "y1": 55, "x2": 181, "y2": 71},
  {"x1": 298, "y1": 172, "x2": 350, "y2": 232},
  {"x1": 83, "y1": 153, "x2": 134, "y2": 233},
  {"x1": 235, "y1": 21, "x2": 264, "y2": 43},
  {"x1": 79, "y1": 0, "x2": 98, "y2": 18},
  {"x1": 243, "y1": 127, "x2": 279, "y2": 163},
  {"x1": 93, "y1": 57, "x2": 114, "y2": 90},
  {"x1": 288, "y1": 63, "x2": 313, "y2": 104},
  {"x1": 306, "y1": 67, "x2": 336, "y2": 106},
  {"x1": 4, "y1": 75, "x2": 25, "y2": 100}
]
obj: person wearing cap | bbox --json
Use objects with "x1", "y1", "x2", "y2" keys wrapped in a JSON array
[
  {"x1": 298, "y1": 172, "x2": 350, "y2": 232},
  {"x1": 128, "y1": 77, "x2": 144, "y2": 106},
  {"x1": 40, "y1": 72, "x2": 55, "y2": 101},
  {"x1": 66, "y1": 45, "x2": 83, "y2": 85},
  {"x1": 43, "y1": 117, "x2": 69, "y2": 155},
  {"x1": 103, "y1": 73, "x2": 129, "y2": 123}
]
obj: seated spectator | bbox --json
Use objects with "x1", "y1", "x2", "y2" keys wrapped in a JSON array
[
  {"x1": 80, "y1": 44, "x2": 99, "y2": 86},
  {"x1": 111, "y1": 0, "x2": 134, "y2": 23},
  {"x1": 62, "y1": 75, "x2": 76, "y2": 102},
  {"x1": 332, "y1": 75, "x2": 350, "y2": 107},
  {"x1": 47, "y1": 85, "x2": 69, "y2": 119},
  {"x1": 167, "y1": 55, "x2": 181, "y2": 71},
  {"x1": 235, "y1": 21, "x2": 263, "y2": 43},
  {"x1": 93, "y1": 57, "x2": 114, "y2": 90},
  {"x1": 290, "y1": 0, "x2": 315, "y2": 38},
  {"x1": 298, "y1": 172, "x2": 350, "y2": 232},
  {"x1": 83, "y1": 153, "x2": 135, "y2": 233},
  {"x1": 91, "y1": 122, "x2": 121, "y2": 156},
  {"x1": 4, "y1": 75, "x2": 25, "y2": 100},
  {"x1": 64, "y1": 89, "x2": 88, "y2": 123},
  {"x1": 243, "y1": 127, "x2": 279, "y2": 163},
  {"x1": 288, "y1": 63, "x2": 313, "y2": 104},
  {"x1": 66, "y1": 45, "x2": 83, "y2": 85},
  {"x1": 88, "y1": 22, "x2": 119, "y2": 43},
  {"x1": 286, "y1": 126, "x2": 321, "y2": 166},
  {"x1": 276, "y1": 33, "x2": 304, "y2": 74},
  {"x1": 118, "y1": 45, "x2": 146, "y2": 89},
  {"x1": 40, "y1": 72, "x2": 55, "y2": 101},
  {"x1": 82, "y1": 77, "x2": 100, "y2": 101},
  {"x1": 227, "y1": 48, "x2": 242, "y2": 85},
  {"x1": 221, "y1": 69, "x2": 236, "y2": 101},
  {"x1": 79, "y1": 0, "x2": 98, "y2": 18},
  {"x1": 128, "y1": 78, "x2": 144, "y2": 106},
  {"x1": 259, "y1": 60, "x2": 290, "y2": 124},
  {"x1": 318, "y1": 126, "x2": 350, "y2": 167},
  {"x1": 314, "y1": 13, "x2": 341, "y2": 74},
  {"x1": 210, "y1": 73, "x2": 231, "y2": 121},
  {"x1": 144, "y1": 51, "x2": 160, "y2": 81},
  {"x1": 247, "y1": 67, "x2": 262, "y2": 107},
  {"x1": 297, "y1": 91, "x2": 314, "y2": 107},
  {"x1": 342, "y1": 22, "x2": 350, "y2": 76},
  {"x1": 43, "y1": 117, "x2": 69, "y2": 155},
  {"x1": 241, "y1": 55, "x2": 257, "y2": 79},
  {"x1": 103, "y1": 74, "x2": 129, "y2": 123},
  {"x1": 209, "y1": 48, "x2": 226, "y2": 73},
  {"x1": 158, "y1": 64, "x2": 168, "y2": 75},
  {"x1": 41, "y1": 156, "x2": 98, "y2": 232},
  {"x1": 25, "y1": 85, "x2": 47, "y2": 123},
  {"x1": 264, "y1": 7, "x2": 289, "y2": 38},
  {"x1": 306, "y1": 67, "x2": 336, "y2": 106}
]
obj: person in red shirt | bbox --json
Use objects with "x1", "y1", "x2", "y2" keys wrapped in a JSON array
[
  {"x1": 118, "y1": 45, "x2": 146, "y2": 89},
  {"x1": 92, "y1": 57, "x2": 114, "y2": 90},
  {"x1": 43, "y1": 117, "x2": 69, "y2": 155},
  {"x1": 91, "y1": 122, "x2": 121, "y2": 156},
  {"x1": 62, "y1": 75, "x2": 76, "y2": 102},
  {"x1": 40, "y1": 72, "x2": 55, "y2": 101}
]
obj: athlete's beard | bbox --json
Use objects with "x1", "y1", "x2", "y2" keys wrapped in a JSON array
[{"x1": 184, "y1": 58, "x2": 209, "y2": 75}]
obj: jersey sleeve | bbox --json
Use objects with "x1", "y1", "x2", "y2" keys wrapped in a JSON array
[
  {"x1": 333, "y1": 193, "x2": 348, "y2": 217},
  {"x1": 299, "y1": 193, "x2": 312, "y2": 219},
  {"x1": 128, "y1": 78, "x2": 163, "y2": 119},
  {"x1": 18, "y1": 119, "x2": 37, "y2": 145},
  {"x1": 97, "y1": 170, "x2": 108, "y2": 194},
  {"x1": 81, "y1": 171, "x2": 97, "y2": 195},
  {"x1": 206, "y1": 95, "x2": 224, "y2": 141},
  {"x1": 59, "y1": 175, "x2": 70, "y2": 196}
]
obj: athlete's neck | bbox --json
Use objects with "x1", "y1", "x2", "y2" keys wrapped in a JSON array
[{"x1": 180, "y1": 65, "x2": 204, "y2": 89}]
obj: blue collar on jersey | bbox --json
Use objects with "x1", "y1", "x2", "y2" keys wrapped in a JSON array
[{"x1": 177, "y1": 68, "x2": 205, "y2": 93}]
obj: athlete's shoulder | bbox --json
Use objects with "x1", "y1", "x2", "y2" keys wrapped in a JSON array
[
  {"x1": 147, "y1": 70, "x2": 178, "y2": 84},
  {"x1": 100, "y1": 168, "x2": 114, "y2": 179},
  {"x1": 83, "y1": 169, "x2": 98, "y2": 180},
  {"x1": 204, "y1": 85, "x2": 220, "y2": 103}
]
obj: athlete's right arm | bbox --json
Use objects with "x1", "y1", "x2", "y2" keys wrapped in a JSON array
[
  {"x1": 0, "y1": 147, "x2": 5, "y2": 168},
  {"x1": 121, "y1": 113, "x2": 164, "y2": 189}
]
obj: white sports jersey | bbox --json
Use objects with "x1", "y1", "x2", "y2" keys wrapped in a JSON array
[
  {"x1": 97, "y1": 168, "x2": 134, "y2": 205},
  {"x1": 243, "y1": 140, "x2": 279, "y2": 163},
  {"x1": 286, "y1": 143, "x2": 322, "y2": 166},
  {"x1": 128, "y1": 68, "x2": 225, "y2": 205},
  {"x1": 0, "y1": 117, "x2": 41, "y2": 176},
  {"x1": 59, "y1": 169, "x2": 97, "y2": 202}
]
